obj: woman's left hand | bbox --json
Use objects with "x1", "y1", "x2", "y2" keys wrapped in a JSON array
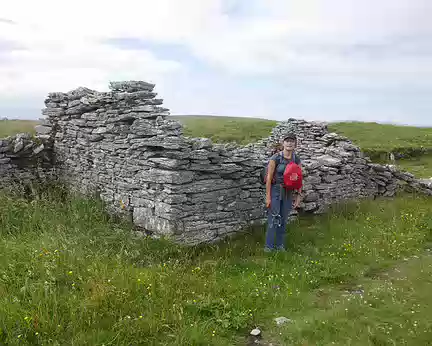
[{"x1": 293, "y1": 195, "x2": 301, "y2": 209}]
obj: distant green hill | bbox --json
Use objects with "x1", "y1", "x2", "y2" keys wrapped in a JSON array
[
  {"x1": 0, "y1": 119, "x2": 38, "y2": 138},
  {"x1": 2, "y1": 116, "x2": 431, "y2": 178},
  {"x1": 171, "y1": 115, "x2": 277, "y2": 145},
  {"x1": 172, "y1": 116, "x2": 432, "y2": 152},
  {"x1": 328, "y1": 121, "x2": 432, "y2": 158}
]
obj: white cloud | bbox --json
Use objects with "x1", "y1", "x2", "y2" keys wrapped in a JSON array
[
  {"x1": 1, "y1": 0, "x2": 432, "y2": 125},
  {"x1": 5, "y1": 1, "x2": 431, "y2": 81},
  {"x1": 2, "y1": 0, "x2": 225, "y2": 43},
  {"x1": 0, "y1": 4, "x2": 187, "y2": 99},
  {"x1": 187, "y1": 0, "x2": 432, "y2": 81},
  {"x1": 0, "y1": 40, "x2": 181, "y2": 96}
]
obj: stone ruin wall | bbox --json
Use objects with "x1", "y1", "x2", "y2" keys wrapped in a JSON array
[
  {"x1": 0, "y1": 132, "x2": 54, "y2": 193},
  {"x1": 1, "y1": 81, "x2": 431, "y2": 244},
  {"x1": 40, "y1": 81, "x2": 268, "y2": 244}
]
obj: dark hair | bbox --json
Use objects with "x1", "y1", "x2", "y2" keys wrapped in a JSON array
[
  {"x1": 269, "y1": 142, "x2": 282, "y2": 155},
  {"x1": 283, "y1": 133, "x2": 297, "y2": 141}
]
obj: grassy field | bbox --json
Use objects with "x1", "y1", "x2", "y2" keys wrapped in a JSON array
[
  {"x1": 0, "y1": 120, "x2": 38, "y2": 138},
  {"x1": 327, "y1": 122, "x2": 432, "y2": 152},
  {"x1": 0, "y1": 187, "x2": 431, "y2": 345},
  {"x1": 397, "y1": 155, "x2": 432, "y2": 179},
  {"x1": 328, "y1": 122, "x2": 432, "y2": 160},
  {"x1": 172, "y1": 115, "x2": 277, "y2": 145}
]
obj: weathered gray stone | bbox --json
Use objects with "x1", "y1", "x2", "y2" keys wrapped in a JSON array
[
  {"x1": 110, "y1": 81, "x2": 155, "y2": 92},
  {"x1": 274, "y1": 317, "x2": 292, "y2": 325},
  {"x1": 33, "y1": 144, "x2": 45, "y2": 155},
  {"x1": 192, "y1": 138, "x2": 213, "y2": 150},
  {"x1": 304, "y1": 191, "x2": 319, "y2": 202},
  {"x1": 316, "y1": 155, "x2": 342, "y2": 167},
  {"x1": 303, "y1": 202, "x2": 318, "y2": 211},
  {"x1": 134, "y1": 207, "x2": 177, "y2": 235},
  {"x1": 13, "y1": 140, "x2": 24, "y2": 153},
  {"x1": 250, "y1": 328, "x2": 261, "y2": 337},
  {"x1": 148, "y1": 157, "x2": 189, "y2": 169},
  {"x1": 323, "y1": 174, "x2": 344, "y2": 183},
  {"x1": 305, "y1": 175, "x2": 322, "y2": 184},
  {"x1": 189, "y1": 160, "x2": 216, "y2": 172},
  {"x1": 34, "y1": 125, "x2": 52, "y2": 135},
  {"x1": 93, "y1": 127, "x2": 108, "y2": 134},
  {"x1": 133, "y1": 105, "x2": 155, "y2": 112},
  {"x1": 188, "y1": 149, "x2": 210, "y2": 160},
  {"x1": 419, "y1": 178, "x2": 432, "y2": 188},
  {"x1": 302, "y1": 159, "x2": 321, "y2": 170},
  {"x1": 138, "y1": 168, "x2": 194, "y2": 185},
  {"x1": 0, "y1": 157, "x2": 11, "y2": 164}
]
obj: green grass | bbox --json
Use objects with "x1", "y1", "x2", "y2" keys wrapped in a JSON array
[
  {"x1": 284, "y1": 252, "x2": 432, "y2": 346},
  {"x1": 328, "y1": 122, "x2": 432, "y2": 159},
  {"x1": 0, "y1": 120, "x2": 38, "y2": 138},
  {"x1": 172, "y1": 115, "x2": 277, "y2": 145},
  {"x1": 328, "y1": 122, "x2": 432, "y2": 179},
  {"x1": 1, "y1": 186, "x2": 432, "y2": 345},
  {"x1": 394, "y1": 154, "x2": 432, "y2": 179}
]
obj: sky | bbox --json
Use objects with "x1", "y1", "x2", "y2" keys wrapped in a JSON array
[{"x1": 1, "y1": 0, "x2": 431, "y2": 126}]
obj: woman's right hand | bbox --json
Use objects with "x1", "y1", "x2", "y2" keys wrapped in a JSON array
[
  {"x1": 266, "y1": 195, "x2": 271, "y2": 209},
  {"x1": 265, "y1": 160, "x2": 275, "y2": 210}
]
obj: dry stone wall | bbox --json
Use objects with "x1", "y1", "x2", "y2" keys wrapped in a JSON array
[
  {"x1": 39, "y1": 81, "x2": 268, "y2": 244},
  {"x1": 269, "y1": 120, "x2": 431, "y2": 204},
  {"x1": 263, "y1": 120, "x2": 400, "y2": 210},
  {"x1": 0, "y1": 132, "x2": 54, "y2": 192},
  {"x1": 1, "y1": 80, "x2": 431, "y2": 245}
]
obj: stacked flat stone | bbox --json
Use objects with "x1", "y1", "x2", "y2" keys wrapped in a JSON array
[
  {"x1": 39, "y1": 81, "x2": 267, "y2": 244},
  {"x1": 1, "y1": 80, "x2": 431, "y2": 245},
  {"x1": 0, "y1": 132, "x2": 53, "y2": 191},
  {"x1": 42, "y1": 82, "x2": 180, "y2": 221}
]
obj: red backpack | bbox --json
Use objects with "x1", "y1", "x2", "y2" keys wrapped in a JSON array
[
  {"x1": 261, "y1": 152, "x2": 303, "y2": 190},
  {"x1": 283, "y1": 157, "x2": 303, "y2": 190}
]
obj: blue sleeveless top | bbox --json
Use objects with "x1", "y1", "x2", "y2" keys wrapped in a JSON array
[{"x1": 269, "y1": 152, "x2": 301, "y2": 185}]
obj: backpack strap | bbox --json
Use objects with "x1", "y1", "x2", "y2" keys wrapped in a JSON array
[
  {"x1": 278, "y1": 151, "x2": 285, "y2": 167},
  {"x1": 280, "y1": 151, "x2": 296, "y2": 164}
]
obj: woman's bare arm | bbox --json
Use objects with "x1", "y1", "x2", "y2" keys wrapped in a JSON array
[
  {"x1": 294, "y1": 164, "x2": 303, "y2": 207},
  {"x1": 266, "y1": 160, "x2": 276, "y2": 204}
]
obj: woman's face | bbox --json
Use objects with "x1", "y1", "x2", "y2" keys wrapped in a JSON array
[{"x1": 283, "y1": 138, "x2": 296, "y2": 151}]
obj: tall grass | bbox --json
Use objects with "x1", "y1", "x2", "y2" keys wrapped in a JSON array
[{"x1": 0, "y1": 187, "x2": 431, "y2": 345}]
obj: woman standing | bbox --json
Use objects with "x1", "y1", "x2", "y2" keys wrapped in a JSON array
[{"x1": 264, "y1": 133, "x2": 303, "y2": 252}]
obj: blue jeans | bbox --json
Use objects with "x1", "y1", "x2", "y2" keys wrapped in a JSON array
[{"x1": 265, "y1": 185, "x2": 292, "y2": 249}]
